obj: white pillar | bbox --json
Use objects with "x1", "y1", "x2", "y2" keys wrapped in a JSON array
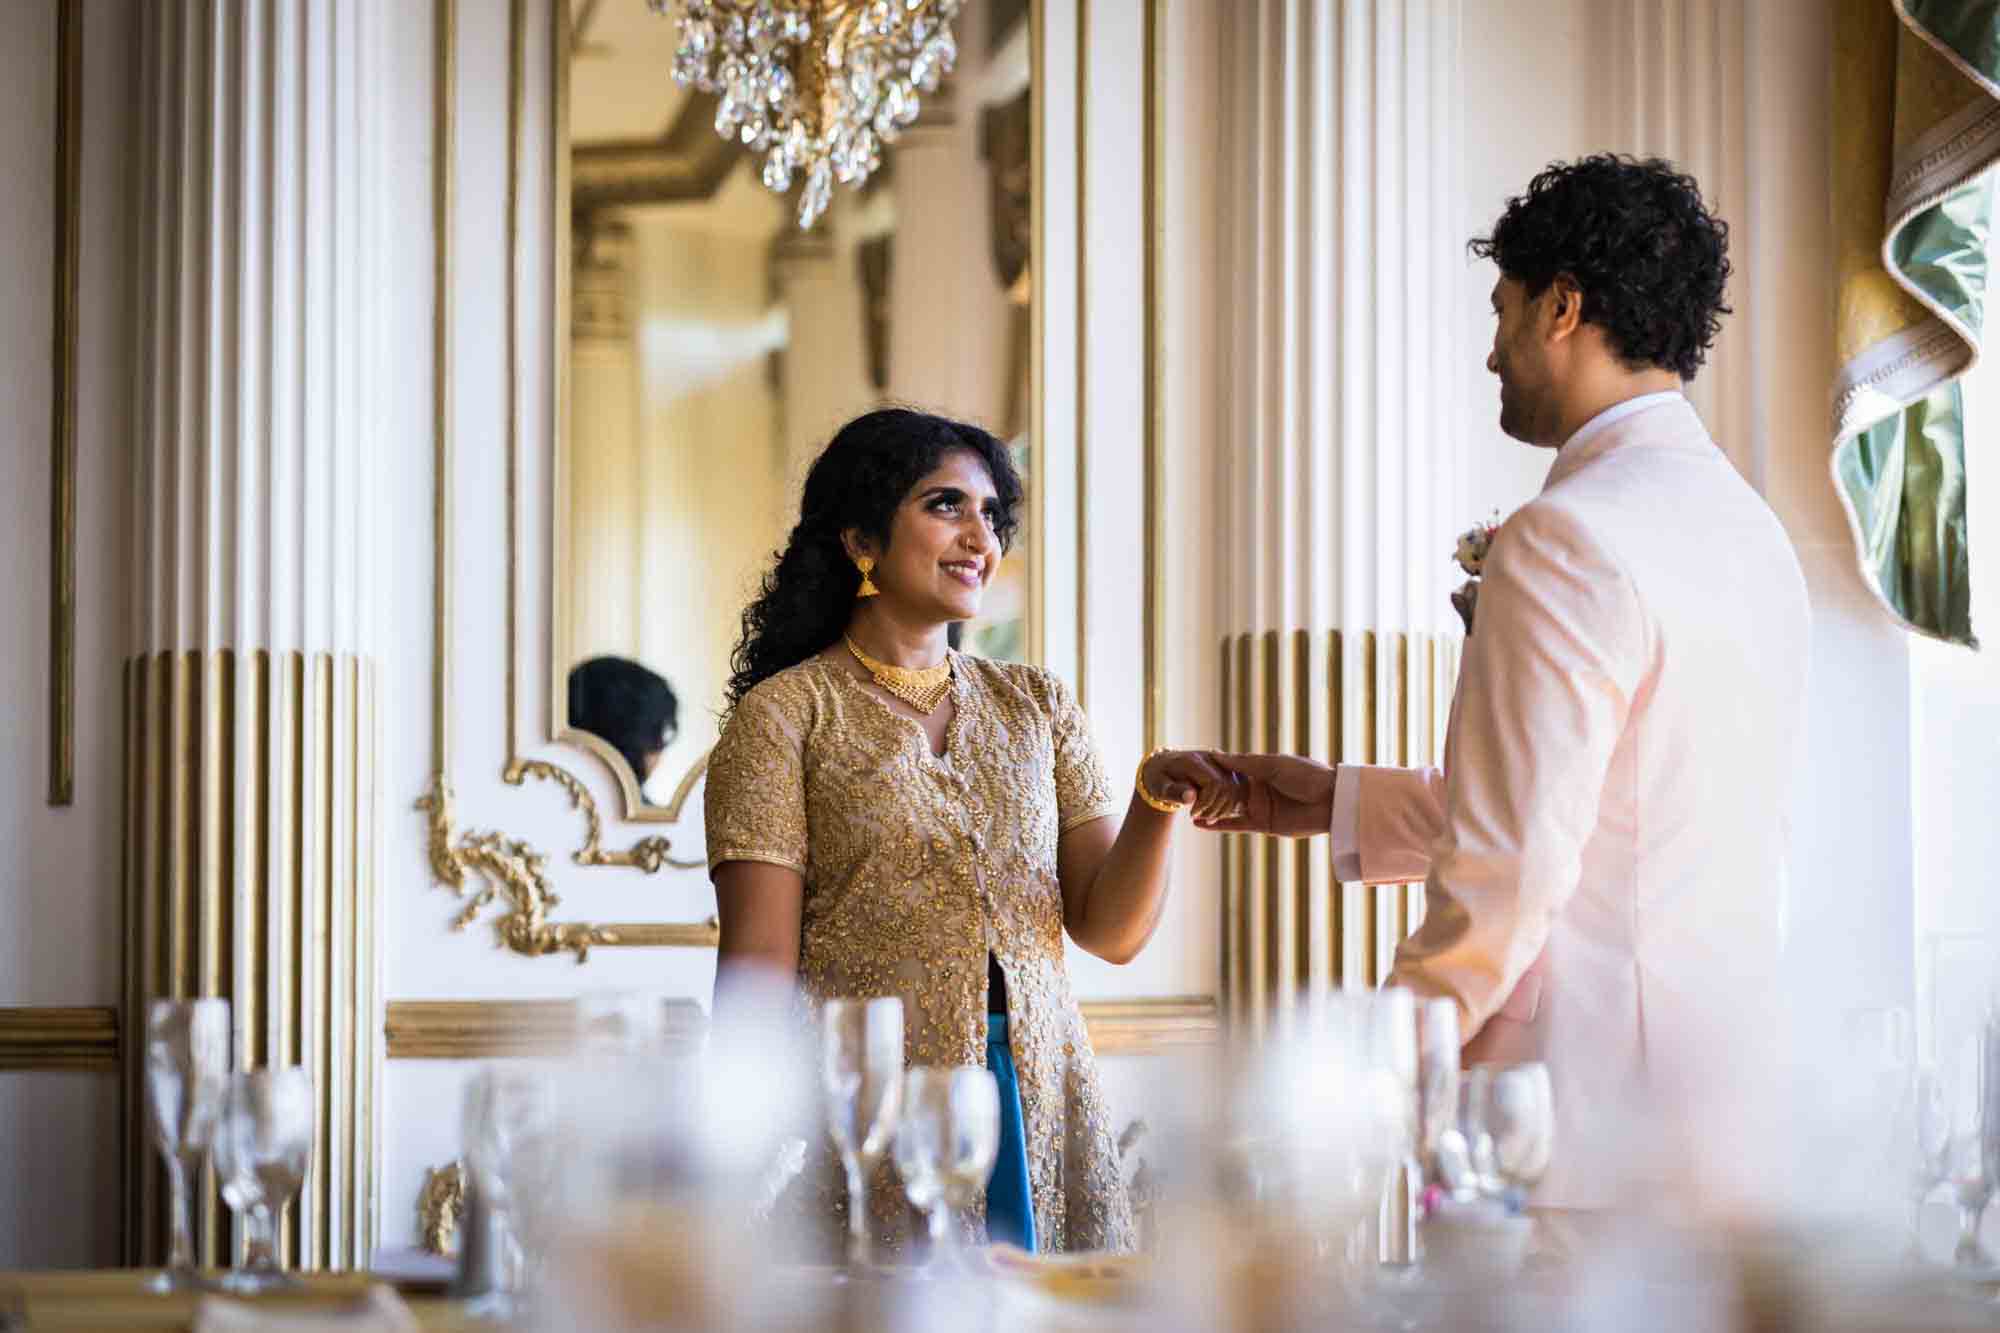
[
  {"x1": 125, "y1": 0, "x2": 385, "y2": 1270},
  {"x1": 1217, "y1": 0, "x2": 1465, "y2": 1031}
]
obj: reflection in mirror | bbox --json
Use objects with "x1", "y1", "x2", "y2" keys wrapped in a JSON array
[{"x1": 558, "y1": 0, "x2": 1035, "y2": 818}]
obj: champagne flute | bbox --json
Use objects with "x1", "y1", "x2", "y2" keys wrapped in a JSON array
[
  {"x1": 143, "y1": 999, "x2": 230, "y2": 1291},
  {"x1": 822, "y1": 997, "x2": 904, "y2": 1271},
  {"x1": 213, "y1": 1067, "x2": 314, "y2": 1293},
  {"x1": 895, "y1": 1067, "x2": 1000, "y2": 1270},
  {"x1": 1460, "y1": 1067, "x2": 1499, "y2": 1198},
  {"x1": 1907, "y1": 1066, "x2": 1951, "y2": 1261},
  {"x1": 1951, "y1": 1011, "x2": 2000, "y2": 1270}
]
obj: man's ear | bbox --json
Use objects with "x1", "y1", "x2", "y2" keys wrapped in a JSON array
[{"x1": 1545, "y1": 274, "x2": 1585, "y2": 340}]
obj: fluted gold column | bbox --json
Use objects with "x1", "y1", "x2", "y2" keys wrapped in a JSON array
[
  {"x1": 122, "y1": 0, "x2": 385, "y2": 1269},
  {"x1": 123, "y1": 653, "x2": 377, "y2": 1269}
]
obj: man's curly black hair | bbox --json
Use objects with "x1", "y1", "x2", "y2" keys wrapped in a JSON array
[{"x1": 1469, "y1": 154, "x2": 1731, "y2": 381}]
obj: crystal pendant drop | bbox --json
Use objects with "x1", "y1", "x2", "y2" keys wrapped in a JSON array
[
  {"x1": 799, "y1": 159, "x2": 833, "y2": 229},
  {"x1": 762, "y1": 147, "x2": 793, "y2": 194},
  {"x1": 766, "y1": 64, "x2": 794, "y2": 107},
  {"x1": 682, "y1": 15, "x2": 714, "y2": 55},
  {"x1": 913, "y1": 32, "x2": 956, "y2": 91},
  {"x1": 848, "y1": 56, "x2": 879, "y2": 110},
  {"x1": 782, "y1": 118, "x2": 809, "y2": 167},
  {"x1": 748, "y1": 2, "x2": 779, "y2": 51},
  {"x1": 672, "y1": 45, "x2": 709, "y2": 88}
]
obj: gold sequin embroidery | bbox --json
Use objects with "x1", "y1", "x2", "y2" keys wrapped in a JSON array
[{"x1": 706, "y1": 654, "x2": 1134, "y2": 1255}]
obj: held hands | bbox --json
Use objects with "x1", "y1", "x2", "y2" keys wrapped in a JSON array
[
  {"x1": 1138, "y1": 750, "x2": 1337, "y2": 837},
  {"x1": 1138, "y1": 750, "x2": 1248, "y2": 823},
  {"x1": 1195, "y1": 753, "x2": 1335, "y2": 836}
]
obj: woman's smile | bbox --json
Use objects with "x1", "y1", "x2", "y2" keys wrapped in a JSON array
[{"x1": 941, "y1": 557, "x2": 985, "y2": 590}]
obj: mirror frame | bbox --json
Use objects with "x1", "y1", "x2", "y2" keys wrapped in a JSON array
[{"x1": 545, "y1": 0, "x2": 1051, "y2": 823}]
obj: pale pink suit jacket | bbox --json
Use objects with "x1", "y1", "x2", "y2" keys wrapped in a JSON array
[{"x1": 1335, "y1": 395, "x2": 1810, "y2": 1208}]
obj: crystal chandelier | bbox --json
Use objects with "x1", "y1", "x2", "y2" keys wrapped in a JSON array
[{"x1": 650, "y1": 0, "x2": 965, "y2": 230}]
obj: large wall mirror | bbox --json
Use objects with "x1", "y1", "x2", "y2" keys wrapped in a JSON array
[{"x1": 551, "y1": 0, "x2": 1040, "y2": 822}]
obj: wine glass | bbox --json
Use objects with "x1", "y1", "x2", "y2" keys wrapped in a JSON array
[
  {"x1": 894, "y1": 1067, "x2": 1000, "y2": 1270},
  {"x1": 461, "y1": 1066, "x2": 558, "y2": 1314},
  {"x1": 1464, "y1": 1062, "x2": 1552, "y2": 1200},
  {"x1": 143, "y1": 999, "x2": 230, "y2": 1291},
  {"x1": 1482, "y1": 1062, "x2": 1554, "y2": 1191},
  {"x1": 822, "y1": 997, "x2": 904, "y2": 1271},
  {"x1": 213, "y1": 1067, "x2": 314, "y2": 1293}
]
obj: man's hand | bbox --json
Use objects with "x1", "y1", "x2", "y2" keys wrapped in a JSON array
[{"x1": 1192, "y1": 753, "x2": 1336, "y2": 836}]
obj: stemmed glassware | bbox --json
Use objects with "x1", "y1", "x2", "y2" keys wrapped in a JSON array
[
  {"x1": 822, "y1": 997, "x2": 905, "y2": 1271},
  {"x1": 212, "y1": 1067, "x2": 314, "y2": 1293},
  {"x1": 1477, "y1": 1062, "x2": 1554, "y2": 1195},
  {"x1": 893, "y1": 1067, "x2": 1001, "y2": 1271},
  {"x1": 461, "y1": 1066, "x2": 559, "y2": 1314},
  {"x1": 1947, "y1": 1011, "x2": 1998, "y2": 1270},
  {"x1": 1905, "y1": 1066, "x2": 1953, "y2": 1260},
  {"x1": 143, "y1": 999, "x2": 230, "y2": 1291}
]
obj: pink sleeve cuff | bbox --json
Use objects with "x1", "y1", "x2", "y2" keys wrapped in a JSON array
[{"x1": 1330, "y1": 764, "x2": 1362, "y2": 882}]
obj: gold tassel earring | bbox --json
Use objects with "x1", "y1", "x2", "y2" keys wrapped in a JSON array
[{"x1": 855, "y1": 556, "x2": 881, "y2": 599}]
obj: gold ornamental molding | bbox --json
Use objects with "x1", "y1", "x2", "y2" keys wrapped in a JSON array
[
  {"x1": 384, "y1": 998, "x2": 709, "y2": 1060},
  {"x1": 47, "y1": 0, "x2": 82, "y2": 807},
  {"x1": 1080, "y1": 996, "x2": 1219, "y2": 1056},
  {"x1": 420, "y1": 0, "x2": 714, "y2": 961},
  {"x1": 383, "y1": 996, "x2": 1214, "y2": 1062},
  {"x1": 0, "y1": 1006, "x2": 117, "y2": 1071},
  {"x1": 1141, "y1": 0, "x2": 1164, "y2": 751}
]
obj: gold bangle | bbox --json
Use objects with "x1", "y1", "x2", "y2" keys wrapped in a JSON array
[{"x1": 1135, "y1": 747, "x2": 1184, "y2": 815}]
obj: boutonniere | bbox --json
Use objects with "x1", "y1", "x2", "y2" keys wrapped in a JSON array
[{"x1": 1451, "y1": 515, "x2": 1500, "y2": 634}]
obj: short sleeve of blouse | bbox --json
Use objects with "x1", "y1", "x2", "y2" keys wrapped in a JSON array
[
  {"x1": 704, "y1": 678, "x2": 810, "y2": 876},
  {"x1": 1041, "y1": 669, "x2": 1124, "y2": 835}
]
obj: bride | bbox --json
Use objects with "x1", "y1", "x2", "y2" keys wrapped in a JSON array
[{"x1": 704, "y1": 407, "x2": 1238, "y2": 1255}]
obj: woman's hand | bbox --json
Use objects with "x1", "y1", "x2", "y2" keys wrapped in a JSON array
[{"x1": 1141, "y1": 750, "x2": 1249, "y2": 823}]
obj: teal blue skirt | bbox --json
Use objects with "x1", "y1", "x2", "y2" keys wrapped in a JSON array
[{"x1": 984, "y1": 1014, "x2": 1036, "y2": 1252}]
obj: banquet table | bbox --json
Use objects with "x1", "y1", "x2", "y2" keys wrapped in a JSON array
[{"x1": 0, "y1": 1270, "x2": 480, "y2": 1332}]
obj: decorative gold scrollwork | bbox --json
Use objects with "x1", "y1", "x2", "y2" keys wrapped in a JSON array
[
  {"x1": 417, "y1": 1160, "x2": 466, "y2": 1257},
  {"x1": 418, "y1": 773, "x2": 719, "y2": 962},
  {"x1": 505, "y1": 757, "x2": 705, "y2": 872},
  {"x1": 417, "y1": 775, "x2": 616, "y2": 962}
]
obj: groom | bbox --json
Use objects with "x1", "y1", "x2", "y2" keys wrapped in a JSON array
[{"x1": 1207, "y1": 156, "x2": 1810, "y2": 1211}]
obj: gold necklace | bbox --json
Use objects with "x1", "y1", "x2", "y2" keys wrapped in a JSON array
[{"x1": 845, "y1": 636, "x2": 954, "y2": 714}]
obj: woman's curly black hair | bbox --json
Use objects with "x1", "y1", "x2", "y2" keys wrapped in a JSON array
[
  {"x1": 1469, "y1": 154, "x2": 1732, "y2": 380},
  {"x1": 725, "y1": 408, "x2": 1022, "y2": 712}
]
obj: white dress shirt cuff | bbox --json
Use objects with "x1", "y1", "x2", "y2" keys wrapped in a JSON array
[{"x1": 1330, "y1": 764, "x2": 1362, "y2": 883}]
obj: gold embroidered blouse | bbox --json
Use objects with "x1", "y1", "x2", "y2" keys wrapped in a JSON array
[{"x1": 705, "y1": 652, "x2": 1137, "y2": 1254}]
